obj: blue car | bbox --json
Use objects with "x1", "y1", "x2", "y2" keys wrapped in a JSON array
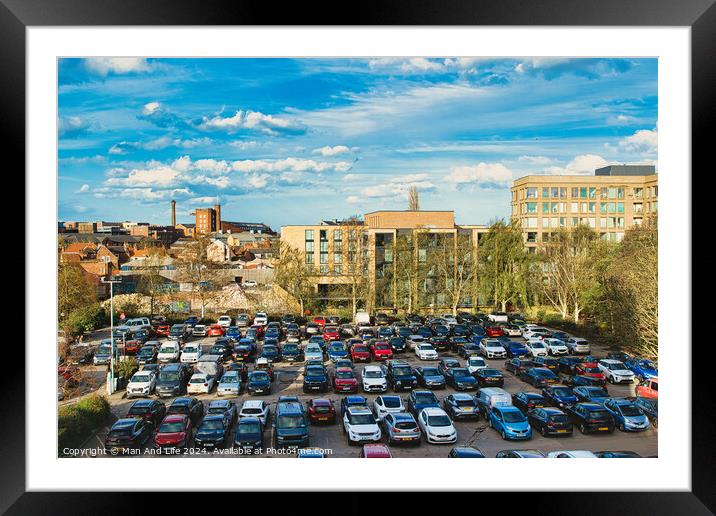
[
  {"x1": 225, "y1": 326, "x2": 242, "y2": 341},
  {"x1": 340, "y1": 395, "x2": 368, "y2": 417},
  {"x1": 415, "y1": 366, "x2": 446, "y2": 389},
  {"x1": 489, "y1": 406, "x2": 532, "y2": 440},
  {"x1": 603, "y1": 398, "x2": 651, "y2": 432},
  {"x1": 327, "y1": 342, "x2": 348, "y2": 361},
  {"x1": 194, "y1": 414, "x2": 230, "y2": 449},
  {"x1": 542, "y1": 385, "x2": 578, "y2": 408},
  {"x1": 407, "y1": 390, "x2": 440, "y2": 416},
  {"x1": 624, "y1": 358, "x2": 658, "y2": 380},
  {"x1": 573, "y1": 386, "x2": 611, "y2": 405},
  {"x1": 505, "y1": 341, "x2": 529, "y2": 358},
  {"x1": 470, "y1": 334, "x2": 484, "y2": 345}
]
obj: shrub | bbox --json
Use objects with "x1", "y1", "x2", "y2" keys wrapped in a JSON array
[
  {"x1": 58, "y1": 394, "x2": 113, "y2": 451},
  {"x1": 65, "y1": 304, "x2": 107, "y2": 338}
]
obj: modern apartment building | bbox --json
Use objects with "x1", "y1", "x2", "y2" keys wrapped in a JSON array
[
  {"x1": 281, "y1": 210, "x2": 488, "y2": 311},
  {"x1": 511, "y1": 165, "x2": 658, "y2": 251}
]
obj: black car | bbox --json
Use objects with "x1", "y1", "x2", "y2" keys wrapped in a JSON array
[
  {"x1": 437, "y1": 358, "x2": 461, "y2": 378},
  {"x1": 512, "y1": 391, "x2": 547, "y2": 414},
  {"x1": 247, "y1": 371, "x2": 272, "y2": 395},
  {"x1": 233, "y1": 416, "x2": 264, "y2": 451},
  {"x1": 136, "y1": 345, "x2": 158, "y2": 365},
  {"x1": 406, "y1": 390, "x2": 440, "y2": 416},
  {"x1": 210, "y1": 340, "x2": 234, "y2": 361},
  {"x1": 194, "y1": 414, "x2": 231, "y2": 449},
  {"x1": 505, "y1": 358, "x2": 535, "y2": 375},
  {"x1": 282, "y1": 343, "x2": 304, "y2": 363},
  {"x1": 565, "y1": 375, "x2": 607, "y2": 388},
  {"x1": 445, "y1": 367, "x2": 479, "y2": 391},
  {"x1": 429, "y1": 336, "x2": 450, "y2": 352},
  {"x1": 632, "y1": 397, "x2": 658, "y2": 427},
  {"x1": 227, "y1": 362, "x2": 249, "y2": 382},
  {"x1": 385, "y1": 361, "x2": 417, "y2": 391},
  {"x1": 166, "y1": 397, "x2": 204, "y2": 425},
  {"x1": 389, "y1": 337, "x2": 407, "y2": 353},
  {"x1": 564, "y1": 402, "x2": 616, "y2": 434},
  {"x1": 443, "y1": 393, "x2": 480, "y2": 420},
  {"x1": 448, "y1": 446, "x2": 485, "y2": 458},
  {"x1": 474, "y1": 367, "x2": 505, "y2": 387},
  {"x1": 126, "y1": 398, "x2": 166, "y2": 427},
  {"x1": 155, "y1": 363, "x2": 193, "y2": 398},
  {"x1": 104, "y1": 418, "x2": 152, "y2": 453},
  {"x1": 206, "y1": 399, "x2": 238, "y2": 426},
  {"x1": 532, "y1": 356, "x2": 559, "y2": 371},
  {"x1": 451, "y1": 325, "x2": 471, "y2": 338},
  {"x1": 261, "y1": 344, "x2": 281, "y2": 362},
  {"x1": 303, "y1": 365, "x2": 330, "y2": 393},
  {"x1": 457, "y1": 343, "x2": 481, "y2": 358},
  {"x1": 557, "y1": 356, "x2": 584, "y2": 375},
  {"x1": 281, "y1": 314, "x2": 297, "y2": 327},
  {"x1": 519, "y1": 367, "x2": 559, "y2": 387},
  {"x1": 414, "y1": 366, "x2": 446, "y2": 389},
  {"x1": 527, "y1": 407, "x2": 573, "y2": 437}
]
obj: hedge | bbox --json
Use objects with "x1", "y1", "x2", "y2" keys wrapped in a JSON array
[{"x1": 58, "y1": 394, "x2": 113, "y2": 452}]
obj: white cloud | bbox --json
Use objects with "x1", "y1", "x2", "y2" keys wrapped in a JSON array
[
  {"x1": 198, "y1": 110, "x2": 305, "y2": 135},
  {"x1": 106, "y1": 165, "x2": 181, "y2": 188},
  {"x1": 231, "y1": 157, "x2": 352, "y2": 174},
  {"x1": 346, "y1": 195, "x2": 362, "y2": 204},
  {"x1": 247, "y1": 174, "x2": 269, "y2": 189},
  {"x1": 312, "y1": 145, "x2": 353, "y2": 157},
  {"x1": 354, "y1": 174, "x2": 436, "y2": 201},
  {"x1": 544, "y1": 154, "x2": 609, "y2": 175},
  {"x1": 186, "y1": 196, "x2": 218, "y2": 205},
  {"x1": 76, "y1": 184, "x2": 90, "y2": 193},
  {"x1": 518, "y1": 155, "x2": 553, "y2": 165},
  {"x1": 607, "y1": 114, "x2": 636, "y2": 126},
  {"x1": 84, "y1": 57, "x2": 152, "y2": 76},
  {"x1": 228, "y1": 140, "x2": 260, "y2": 150},
  {"x1": 444, "y1": 163, "x2": 513, "y2": 187},
  {"x1": 58, "y1": 115, "x2": 91, "y2": 137},
  {"x1": 618, "y1": 128, "x2": 658, "y2": 155},
  {"x1": 142, "y1": 102, "x2": 161, "y2": 115}
]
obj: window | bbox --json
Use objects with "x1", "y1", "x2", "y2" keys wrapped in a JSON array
[
  {"x1": 384, "y1": 248, "x2": 393, "y2": 263},
  {"x1": 542, "y1": 202, "x2": 550, "y2": 214},
  {"x1": 418, "y1": 249, "x2": 427, "y2": 262},
  {"x1": 609, "y1": 202, "x2": 616, "y2": 213},
  {"x1": 333, "y1": 265, "x2": 342, "y2": 274},
  {"x1": 559, "y1": 202, "x2": 567, "y2": 213},
  {"x1": 551, "y1": 202, "x2": 559, "y2": 214},
  {"x1": 526, "y1": 232, "x2": 537, "y2": 243},
  {"x1": 305, "y1": 229, "x2": 314, "y2": 241},
  {"x1": 608, "y1": 187, "x2": 617, "y2": 199},
  {"x1": 333, "y1": 229, "x2": 342, "y2": 241},
  {"x1": 526, "y1": 187, "x2": 537, "y2": 199},
  {"x1": 580, "y1": 187, "x2": 588, "y2": 198},
  {"x1": 634, "y1": 187, "x2": 643, "y2": 199},
  {"x1": 589, "y1": 187, "x2": 596, "y2": 199},
  {"x1": 600, "y1": 202, "x2": 607, "y2": 214},
  {"x1": 320, "y1": 264, "x2": 329, "y2": 273},
  {"x1": 633, "y1": 203, "x2": 643, "y2": 213},
  {"x1": 588, "y1": 218, "x2": 596, "y2": 228},
  {"x1": 305, "y1": 252, "x2": 314, "y2": 264},
  {"x1": 617, "y1": 187, "x2": 625, "y2": 199},
  {"x1": 617, "y1": 202, "x2": 625, "y2": 214},
  {"x1": 571, "y1": 187, "x2": 579, "y2": 198},
  {"x1": 551, "y1": 187, "x2": 559, "y2": 198},
  {"x1": 652, "y1": 201, "x2": 658, "y2": 212},
  {"x1": 600, "y1": 218, "x2": 607, "y2": 229},
  {"x1": 588, "y1": 202, "x2": 596, "y2": 213},
  {"x1": 600, "y1": 187, "x2": 608, "y2": 199},
  {"x1": 559, "y1": 217, "x2": 566, "y2": 227},
  {"x1": 305, "y1": 241, "x2": 314, "y2": 252},
  {"x1": 560, "y1": 187, "x2": 567, "y2": 198},
  {"x1": 580, "y1": 203, "x2": 588, "y2": 214},
  {"x1": 543, "y1": 187, "x2": 550, "y2": 198},
  {"x1": 526, "y1": 202, "x2": 537, "y2": 214},
  {"x1": 320, "y1": 252, "x2": 328, "y2": 264},
  {"x1": 525, "y1": 218, "x2": 537, "y2": 229},
  {"x1": 320, "y1": 230, "x2": 327, "y2": 241},
  {"x1": 333, "y1": 253, "x2": 341, "y2": 264},
  {"x1": 320, "y1": 241, "x2": 328, "y2": 252},
  {"x1": 570, "y1": 202, "x2": 578, "y2": 213}
]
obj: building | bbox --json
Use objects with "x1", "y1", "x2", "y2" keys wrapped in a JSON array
[
  {"x1": 511, "y1": 165, "x2": 658, "y2": 251},
  {"x1": 281, "y1": 210, "x2": 488, "y2": 311},
  {"x1": 175, "y1": 223, "x2": 196, "y2": 238},
  {"x1": 192, "y1": 202, "x2": 275, "y2": 236}
]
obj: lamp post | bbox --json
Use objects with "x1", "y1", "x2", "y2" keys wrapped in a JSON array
[{"x1": 101, "y1": 275, "x2": 122, "y2": 394}]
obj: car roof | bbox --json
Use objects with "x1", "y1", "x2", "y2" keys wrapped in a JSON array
[
  {"x1": 163, "y1": 414, "x2": 187, "y2": 422},
  {"x1": 311, "y1": 398, "x2": 332, "y2": 406},
  {"x1": 392, "y1": 412, "x2": 415, "y2": 422},
  {"x1": 452, "y1": 447, "x2": 484, "y2": 456},
  {"x1": 347, "y1": 406, "x2": 373, "y2": 415},
  {"x1": 202, "y1": 414, "x2": 225, "y2": 422},
  {"x1": 208, "y1": 399, "x2": 231, "y2": 408},
  {"x1": 362, "y1": 444, "x2": 392, "y2": 457},
  {"x1": 170, "y1": 397, "x2": 192, "y2": 405},
  {"x1": 452, "y1": 393, "x2": 474, "y2": 401},
  {"x1": 363, "y1": 365, "x2": 382, "y2": 371},
  {"x1": 113, "y1": 418, "x2": 138, "y2": 428},
  {"x1": 131, "y1": 399, "x2": 153, "y2": 407},
  {"x1": 242, "y1": 400, "x2": 264, "y2": 408},
  {"x1": 422, "y1": 407, "x2": 447, "y2": 416},
  {"x1": 238, "y1": 416, "x2": 262, "y2": 424},
  {"x1": 345, "y1": 395, "x2": 367, "y2": 403}
]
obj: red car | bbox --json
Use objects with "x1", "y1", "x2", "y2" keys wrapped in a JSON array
[
  {"x1": 248, "y1": 324, "x2": 265, "y2": 340},
  {"x1": 312, "y1": 316, "x2": 326, "y2": 328},
  {"x1": 207, "y1": 325, "x2": 225, "y2": 337},
  {"x1": 154, "y1": 414, "x2": 192, "y2": 451},
  {"x1": 360, "y1": 443, "x2": 393, "y2": 458},
  {"x1": 574, "y1": 363, "x2": 607, "y2": 382},
  {"x1": 323, "y1": 326, "x2": 340, "y2": 342},
  {"x1": 370, "y1": 341, "x2": 394, "y2": 361},
  {"x1": 350, "y1": 344, "x2": 371, "y2": 363},
  {"x1": 485, "y1": 326, "x2": 504, "y2": 337},
  {"x1": 155, "y1": 324, "x2": 171, "y2": 337},
  {"x1": 124, "y1": 338, "x2": 142, "y2": 355},
  {"x1": 306, "y1": 398, "x2": 337, "y2": 424},
  {"x1": 332, "y1": 367, "x2": 359, "y2": 393}
]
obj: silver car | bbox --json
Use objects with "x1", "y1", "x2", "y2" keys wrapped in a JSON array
[
  {"x1": 217, "y1": 371, "x2": 241, "y2": 396},
  {"x1": 381, "y1": 412, "x2": 421, "y2": 446}
]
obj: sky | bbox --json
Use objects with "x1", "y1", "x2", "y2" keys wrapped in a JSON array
[{"x1": 58, "y1": 57, "x2": 658, "y2": 229}]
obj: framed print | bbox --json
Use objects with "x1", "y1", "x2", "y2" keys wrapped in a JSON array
[{"x1": 5, "y1": 0, "x2": 711, "y2": 512}]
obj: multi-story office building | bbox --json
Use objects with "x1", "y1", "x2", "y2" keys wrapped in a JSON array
[
  {"x1": 511, "y1": 165, "x2": 658, "y2": 251},
  {"x1": 281, "y1": 210, "x2": 488, "y2": 311}
]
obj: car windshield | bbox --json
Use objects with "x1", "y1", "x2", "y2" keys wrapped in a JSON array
[
  {"x1": 284, "y1": 345, "x2": 298, "y2": 352},
  {"x1": 251, "y1": 373, "x2": 269, "y2": 381},
  {"x1": 238, "y1": 422, "x2": 261, "y2": 434},
  {"x1": 158, "y1": 371, "x2": 179, "y2": 382},
  {"x1": 336, "y1": 370, "x2": 354, "y2": 379},
  {"x1": 552, "y1": 387, "x2": 573, "y2": 397},
  {"x1": 158, "y1": 422, "x2": 184, "y2": 433},
  {"x1": 393, "y1": 367, "x2": 412, "y2": 376},
  {"x1": 455, "y1": 399, "x2": 475, "y2": 407},
  {"x1": 383, "y1": 397, "x2": 402, "y2": 408},
  {"x1": 200, "y1": 420, "x2": 224, "y2": 431},
  {"x1": 98, "y1": 345, "x2": 112, "y2": 354},
  {"x1": 422, "y1": 368, "x2": 440, "y2": 376},
  {"x1": 468, "y1": 358, "x2": 484, "y2": 366},
  {"x1": 639, "y1": 360, "x2": 656, "y2": 369},
  {"x1": 160, "y1": 346, "x2": 176, "y2": 354},
  {"x1": 108, "y1": 426, "x2": 133, "y2": 437},
  {"x1": 128, "y1": 406, "x2": 149, "y2": 415},
  {"x1": 452, "y1": 368, "x2": 471, "y2": 378},
  {"x1": 189, "y1": 376, "x2": 207, "y2": 383},
  {"x1": 535, "y1": 369, "x2": 554, "y2": 378},
  {"x1": 221, "y1": 376, "x2": 239, "y2": 384},
  {"x1": 589, "y1": 409, "x2": 610, "y2": 419},
  {"x1": 418, "y1": 344, "x2": 433, "y2": 351},
  {"x1": 486, "y1": 342, "x2": 502, "y2": 348},
  {"x1": 349, "y1": 413, "x2": 376, "y2": 425},
  {"x1": 427, "y1": 415, "x2": 451, "y2": 426},
  {"x1": 395, "y1": 421, "x2": 417, "y2": 430},
  {"x1": 131, "y1": 374, "x2": 151, "y2": 383},
  {"x1": 277, "y1": 415, "x2": 306, "y2": 428},
  {"x1": 502, "y1": 411, "x2": 526, "y2": 423},
  {"x1": 482, "y1": 368, "x2": 501, "y2": 376},
  {"x1": 608, "y1": 362, "x2": 627, "y2": 370},
  {"x1": 588, "y1": 388, "x2": 609, "y2": 397},
  {"x1": 530, "y1": 342, "x2": 545, "y2": 348},
  {"x1": 620, "y1": 405, "x2": 643, "y2": 417},
  {"x1": 183, "y1": 346, "x2": 198, "y2": 353},
  {"x1": 364, "y1": 370, "x2": 383, "y2": 378},
  {"x1": 549, "y1": 414, "x2": 569, "y2": 423}
]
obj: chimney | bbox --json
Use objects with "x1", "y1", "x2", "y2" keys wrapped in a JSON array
[
  {"x1": 171, "y1": 200, "x2": 176, "y2": 227},
  {"x1": 214, "y1": 203, "x2": 221, "y2": 232}
]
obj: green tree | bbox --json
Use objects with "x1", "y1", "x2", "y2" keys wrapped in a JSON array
[
  {"x1": 136, "y1": 247, "x2": 168, "y2": 316},
  {"x1": 58, "y1": 263, "x2": 97, "y2": 321},
  {"x1": 428, "y1": 232, "x2": 477, "y2": 316},
  {"x1": 273, "y1": 241, "x2": 314, "y2": 315}
]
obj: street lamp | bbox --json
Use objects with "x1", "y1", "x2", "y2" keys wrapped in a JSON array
[{"x1": 101, "y1": 275, "x2": 122, "y2": 394}]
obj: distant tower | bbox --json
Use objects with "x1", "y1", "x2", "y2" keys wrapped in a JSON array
[
  {"x1": 171, "y1": 199, "x2": 176, "y2": 227},
  {"x1": 214, "y1": 202, "x2": 221, "y2": 232}
]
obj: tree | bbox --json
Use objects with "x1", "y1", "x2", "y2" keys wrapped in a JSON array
[
  {"x1": 58, "y1": 263, "x2": 97, "y2": 321},
  {"x1": 408, "y1": 186, "x2": 420, "y2": 211},
  {"x1": 338, "y1": 225, "x2": 371, "y2": 316},
  {"x1": 273, "y1": 241, "x2": 314, "y2": 314},
  {"x1": 392, "y1": 231, "x2": 429, "y2": 313},
  {"x1": 136, "y1": 246, "x2": 167, "y2": 316},
  {"x1": 174, "y1": 235, "x2": 222, "y2": 318},
  {"x1": 429, "y1": 232, "x2": 478, "y2": 316},
  {"x1": 476, "y1": 220, "x2": 532, "y2": 312},
  {"x1": 540, "y1": 225, "x2": 600, "y2": 323}
]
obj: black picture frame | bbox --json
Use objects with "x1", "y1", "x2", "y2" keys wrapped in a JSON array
[{"x1": 4, "y1": 0, "x2": 709, "y2": 513}]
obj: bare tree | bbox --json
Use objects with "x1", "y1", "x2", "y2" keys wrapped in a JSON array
[
  {"x1": 429, "y1": 232, "x2": 478, "y2": 316},
  {"x1": 136, "y1": 246, "x2": 168, "y2": 316},
  {"x1": 58, "y1": 263, "x2": 97, "y2": 322},
  {"x1": 408, "y1": 186, "x2": 420, "y2": 211},
  {"x1": 337, "y1": 225, "x2": 371, "y2": 317},
  {"x1": 273, "y1": 241, "x2": 314, "y2": 315},
  {"x1": 174, "y1": 235, "x2": 222, "y2": 319}
]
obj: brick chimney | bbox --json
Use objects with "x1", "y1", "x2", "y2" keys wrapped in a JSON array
[
  {"x1": 171, "y1": 200, "x2": 176, "y2": 227},
  {"x1": 214, "y1": 203, "x2": 221, "y2": 232}
]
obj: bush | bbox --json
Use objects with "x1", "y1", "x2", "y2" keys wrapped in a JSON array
[
  {"x1": 64, "y1": 304, "x2": 107, "y2": 338},
  {"x1": 58, "y1": 394, "x2": 113, "y2": 451}
]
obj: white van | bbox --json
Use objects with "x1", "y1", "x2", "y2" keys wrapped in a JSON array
[
  {"x1": 196, "y1": 354, "x2": 225, "y2": 381},
  {"x1": 157, "y1": 342, "x2": 180, "y2": 363},
  {"x1": 487, "y1": 312, "x2": 509, "y2": 323},
  {"x1": 126, "y1": 317, "x2": 151, "y2": 331},
  {"x1": 354, "y1": 311, "x2": 371, "y2": 327},
  {"x1": 476, "y1": 387, "x2": 512, "y2": 415}
]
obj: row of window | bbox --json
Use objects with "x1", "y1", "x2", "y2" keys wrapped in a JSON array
[
  {"x1": 522, "y1": 216, "x2": 628, "y2": 229},
  {"x1": 526, "y1": 231, "x2": 626, "y2": 243},
  {"x1": 516, "y1": 184, "x2": 657, "y2": 201}
]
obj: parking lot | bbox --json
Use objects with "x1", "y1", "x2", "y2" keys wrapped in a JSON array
[{"x1": 78, "y1": 320, "x2": 657, "y2": 459}]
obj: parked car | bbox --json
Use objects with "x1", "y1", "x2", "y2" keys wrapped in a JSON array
[
  {"x1": 154, "y1": 414, "x2": 193, "y2": 451},
  {"x1": 370, "y1": 341, "x2": 394, "y2": 361},
  {"x1": 236, "y1": 313, "x2": 251, "y2": 327},
  {"x1": 415, "y1": 366, "x2": 446, "y2": 389},
  {"x1": 192, "y1": 325, "x2": 208, "y2": 337},
  {"x1": 281, "y1": 343, "x2": 303, "y2": 363},
  {"x1": 546, "y1": 450, "x2": 599, "y2": 458},
  {"x1": 595, "y1": 450, "x2": 642, "y2": 458},
  {"x1": 126, "y1": 369, "x2": 157, "y2": 398},
  {"x1": 136, "y1": 345, "x2": 158, "y2": 365},
  {"x1": 474, "y1": 367, "x2": 505, "y2": 387},
  {"x1": 624, "y1": 358, "x2": 658, "y2": 381},
  {"x1": 306, "y1": 398, "x2": 337, "y2": 425},
  {"x1": 385, "y1": 361, "x2": 417, "y2": 391},
  {"x1": 443, "y1": 393, "x2": 480, "y2": 420},
  {"x1": 635, "y1": 377, "x2": 658, "y2": 399},
  {"x1": 343, "y1": 406, "x2": 382, "y2": 445},
  {"x1": 564, "y1": 402, "x2": 615, "y2": 434},
  {"x1": 361, "y1": 365, "x2": 388, "y2": 393},
  {"x1": 525, "y1": 340, "x2": 549, "y2": 357},
  {"x1": 166, "y1": 397, "x2": 204, "y2": 425},
  {"x1": 504, "y1": 341, "x2": 530, "y2": 358},
  {"x1": 332, "y1": 367, "x2": 359, "y2": 393},
  {"x1": 565, "y1": 337, "x2": 591, "y2": 354},
  {"x1": 479, "y1": 338, "x2": 507, "y2": 359},
  {"x1": 247, "y1": 371, "x2": 272, "y2": 395},
  {"x1": 157, "y1": 342, "x2": 181, "y2": 363},
  {"x1": 253, "y1": 312, "x2": 268, "y2": 326},
  {"x1": 206, "y1": 399, "x2": 237, "y2": 426},
  {"x1": 415, "y1": 342, "x2": 439, "y2": 361},
  {"x1": 495, "y1": 449, "x2": 545, "y2": 458},
  {"x1": 573, "y1": 386, "x2": 611, "y2": 405},
  {"x1": 417, "y1": 407, "x2": 458, "y2": 444},
  {"x1": 489, "y1": 405, "x2": 532, "y2": 440},
  {"x1": 603, "y1": 398, "x2": 651, "y2": 432},
  {"x1": 598, "y1": 359, "x2": 636, "y2": 384},
  {"x1": 303, "y1": 365, "x2": 330, "y2": 393},
  {"x1": 465, "y1": 355, "x2": 488, "y2": 375},
  {"x1": 512, "y1": 391, "x2": 547, "y2": 415},
  {"x1": 340, "y1": 395, "x2": 369, "y2": 418},
  {"x1": 194, "y1": 414, "x2": 231, "y2": 450},
  {"x1": 373, "y1": 395, "x2": 407, "y2": 421},
  {"x1": 528, "y1": 407, "x2": 573, "y2": 437},
  {"x1": 544, "y1": 338, "x2": 569, "y2": 356},
  {"x1": 104, "y1": 418, "x2": 152, "y2": 453},
  {"x1": 327, "y1": 342, "x2": 348, "y2": 362},
  {"x1": 381, "y1": 412, "x2": 421, "y2": 446},
  {"x1": 217, "y1": 371, "x2": 242, "y2": 396},
  {"x1": 519, "y1": 367, "x2": 558, "y2": 387},
  {"x1": 168, "y1": 324, "x2": 190, "y2": 344},
  {"x1": 180, "y1": 344, "x2": 203, "y2": 364},
  {"x1": 541, "y1": 385, "x2": 578, "y2": 408},
  {"x1": 505, "y1": 358, "x2": 535, "y2": 375},
  {"x1": 633, "y1": 397, "x2": 658, "y2": 427},
  {"x1": 239, "y1": 399, "x2": 270, "y2": 426},
  {"x1": 350, "y1": 343, "x2": 371, "y2": 363},
  {"x1": 126, "y1": 398, "x2": 166, "y2": 427},
  {"x1": 445, "y1": 367, "x2": 478, "y2": 390},
  {"x1": 233, "y1": 417, "x2": 264, "y2": 450},
  {"x1": 155, "y1": 363, "x2": 192, "y2": 398},
  {"x1": 407, "y1": 390, "x2": 441, "y2": 417}
]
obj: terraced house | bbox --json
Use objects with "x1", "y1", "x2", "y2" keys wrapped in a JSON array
[
  {"x1": 281, "y1": 210, "x2": 489, "y2": 312},
  {"x1": 511, "y1": 164, "x2": 658, "y2": 252}
]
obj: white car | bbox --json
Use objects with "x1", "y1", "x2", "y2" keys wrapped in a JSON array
[
  {"x1": 180, "y1": 344, "x2": 203, "y2": 363},
  {"x1": 503, "y1": 325, "x2": 522, "y2": 337},
  {"x1": 361, "y1": 365, "x2": 388, "y2": 393},
  {"x1": 546, "y1": 450, "x2": 599, "y2": 458},
  {"x1": 217, "y1": 315, "x2": 233, "y2": 328},
  {"x1": 187, "y1": 372, "x2": 215, "y2": 394},
  {"x1": 192, "y1": 324, "x2": 207, "y2": 337},
  {"x1": 543, "y1": 338, "x2": 569, "y2": 356},
  {"x1": 157, "y1": 343, "x2": 180, "y2": 363},
  {"x1": 304, "y1": 343, "x2": 324, "y2": 362},
  {"x1": 466, "y1": 355, "x2": 488, "y2": 375},
  {"x1": 126, "y1": 370, "x2": 156, "y2": 398},
  {"x1": 525, "y1": 339, "x2": 549, "y2": 357},
  {"x1": 343, "y1": 407, "x2": 382, "y2": 445},
  {"x1": 522, "y1": 327, "x2": 551, "y2": 340},
  {"x1": 565, "y1": 338, "x2": 591, "y2": 354},
  {"x1": 243, "y1": 280, "x2": 258, "y2": 288},
  {"x1": 253, "y1": 312, "x2": 268, "y2": 326},
  {"x1": 415, "y1": 343, "x2": 439, "y2": 360},
  {"x1": 441, "y1": 315, "x2": 458, "y2": 326},
  {"x1": 598, "y1": 359, "x2": 636, "y2": 384},
  {"x1": 406, "y1": 335, "x2": 425, "y2": 351},
  {"x1": 416, "y1": 407, "x2": 458, "y2": 444},
  {"x1": 479, "y1": 339, "x2": 507, "y2": 359},
  {"x1": 239, "y1": 400, "x2": 270, "y2": 426},
  {"x1": 372, "y1": 395, "x2": 406, "y2": 420}
]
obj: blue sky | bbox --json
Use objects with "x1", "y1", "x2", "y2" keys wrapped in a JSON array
[{"x1": 58, "y1": 57, "x2": 657, "y2": 229}]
